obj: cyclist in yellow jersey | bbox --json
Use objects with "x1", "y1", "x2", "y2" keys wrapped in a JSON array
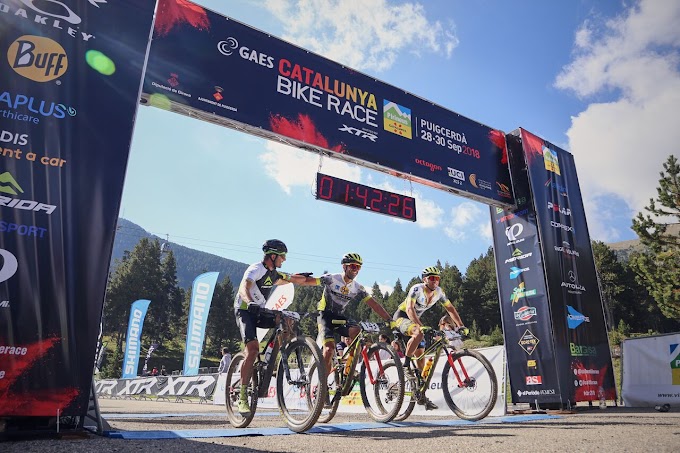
[
  {"x1": 392, "y1": 266, "x2": 466, "y2": 410},
  {"x1": 316, "y1": 253, "x2": 393, "y2": 380}
]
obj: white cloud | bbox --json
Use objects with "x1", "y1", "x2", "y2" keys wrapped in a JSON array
[
  {"x1": 259, "y1": 141, "x2": 361, "y2": 194},
  {"x1": 377, "y1": 281, "x2": 394, "y2": 295},
  {"x1": 263, "y1": 0, "x2": 458, "y2": 72},
  {"x1": 555, "y1": 0, "x2": 680, "y2": 240},
  {"x1": 444, "y1": 201, "x2": 487, "y2": 242}
]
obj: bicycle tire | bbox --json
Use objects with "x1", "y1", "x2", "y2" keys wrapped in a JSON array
[
  {"x1": 224, "y1": 352, "x2": 259, "y2": 428},
  {"x1": 359, "y1": 343, "x2": 405, "y2": 423},
  {"x1": 308, "y1": 359, "x2": 341, "y2": 423},
  {"x1": 382, "y1": 361, "x2": 416, "y2": 421},
  {"x1": 441, "y1": 349, "x2": 497, "y2": 421},
  {"x1": 277, "y1": 336, "x2": 327, "y2": 433}
]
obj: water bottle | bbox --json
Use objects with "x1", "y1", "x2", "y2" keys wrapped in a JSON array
[
  {"x1": 264, "y1": 341, "x2": 275, "y2": 363},
  {"x1": 598, "y1": 386, "x2": 606, "y2": 409},
  {"x1": 422, "y1": 357, "x2": 434, "y2": 378}
]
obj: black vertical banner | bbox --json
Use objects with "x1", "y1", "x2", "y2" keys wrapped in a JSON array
[
  {"x1": 491, "y1": 134, "x2": 562, "y2": 404},
  {"x1": 0, "y1": 0, "x2": 155, "y2": 416},
  {"x1": 518, "y1": 128, "x2": 616, "y2": 403}
]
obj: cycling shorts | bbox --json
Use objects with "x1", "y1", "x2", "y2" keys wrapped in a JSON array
[
  {"x1": 236, "y1": 305, "x2": 276, "y2": 344},
  {"x1": 393, "y1": 316, "x2": 419, "y2": 337},
  {"x1": 317, "y1": 311, "x2": 358, "y2": 345}
]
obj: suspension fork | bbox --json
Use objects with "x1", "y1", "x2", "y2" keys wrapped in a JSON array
[{"x1": 446, "y1": 348, "x2": 471, "y2": 387}]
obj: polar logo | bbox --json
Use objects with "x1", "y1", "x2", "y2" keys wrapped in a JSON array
[
  {"x1": 217, "y1": 37, "x2": 239, "y2": 56},
  {"x1": 0, "y1": 249, "x2": 18, "y2": 283},
  {"x1": 505, "y1": 223, "x2": 523, "y2": 241}
]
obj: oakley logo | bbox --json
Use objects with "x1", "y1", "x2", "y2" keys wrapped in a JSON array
[{"x1": 0, "y1": 248, "x2": 18, "y2": 283}]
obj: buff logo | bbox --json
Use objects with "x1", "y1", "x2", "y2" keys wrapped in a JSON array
[{"x1": 8, "y1": 35, "x2": 68, "y2": 82}]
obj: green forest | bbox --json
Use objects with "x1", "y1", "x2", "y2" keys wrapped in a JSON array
[{"x1": 99, "y1": 155, "x2": 680, "y2": 378}]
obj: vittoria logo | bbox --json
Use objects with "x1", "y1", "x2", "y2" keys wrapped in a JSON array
[{"x1": 8, "y1": 35, "x2": 67, "y2": 82}]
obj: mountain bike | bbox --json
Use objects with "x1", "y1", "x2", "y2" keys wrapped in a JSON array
[
  {"x1": 309, "y1": 319, "x2": 405, "y2": 423},
  {"x1": 225, "y1": 308, "x2": 327, "y2": 433},
  {"x1": 387, "y1": 328, "x2": 497, "y2": 421}
]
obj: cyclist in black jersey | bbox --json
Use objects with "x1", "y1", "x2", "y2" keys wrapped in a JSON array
[{"x1": 233, "y1": 239, "x2": 320, "y2": 415}]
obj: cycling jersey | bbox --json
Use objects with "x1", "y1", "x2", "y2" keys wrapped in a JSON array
[
  {"x1": 317, "y1": 273, "x2": 371, "y2": 314},
  {"x1": 234, "y1": 262, "x2": 290, "y2": 309},
  {"x1": 393, "y1": 283, "x2": 451, "y2": 319}
]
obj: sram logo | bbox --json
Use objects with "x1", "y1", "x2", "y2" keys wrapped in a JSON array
[
  {"x1": 526, "y1": 375, "x2": 542, "y2": 385},
  {"x1": 7, "y1": 35, "x2": 68, "y2": 82}
]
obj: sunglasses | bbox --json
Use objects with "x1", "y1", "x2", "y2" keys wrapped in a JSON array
[
  {"x1": 426, "y1": 275, "x2": 440, "y2": 282},
  {"x1": 346, "y1": 263, "x2": 361, "y2": 270}
]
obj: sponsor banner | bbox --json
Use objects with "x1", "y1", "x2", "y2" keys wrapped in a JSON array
[
  {"x1": 122, "y1": 300, "x2": 151, "y2": 379},
  {"x1": 517, "y1": 128, "x2": 616, "y2": 403},
  {"x1": 622, "y1": 333, "x2": 680, "y2": 407},
  {"x1": 95, "y1": 374, "x2": 218, "y2": 398},
  {"x1": 489, "y1": 133, "x2": 562, "y2": 404},
  {"x1": 257, "y1": 282, "x2": 295, "y2": 341},
  {"x1": 143, "y1": 0, "x2": 513, "y2": 207},
  {"x1": 0, "y1": 0, "x2": 155, "y2": 416},
  {"x1": 184, "y1": 272, "x2": 219, "y2": 375},
  {"x1": 212, "y1": 346, "x2": 507, "y2": 417}
]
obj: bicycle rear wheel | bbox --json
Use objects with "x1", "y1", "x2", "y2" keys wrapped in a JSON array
[
  {"x1": 308, "y1": 360, "x2": 341, "y2": 423},
  {"x1": 442, "y1": 349, "x2": 497, "y2": 421},
  {"x1": 224, "y1": 352, "x2": 259, "y2": 428},
  {"x1": 277, "y1": 336, "x2": 327, "y2": 433},
  {"x1": 360, "y1": 343, "x2": 404, "y2": 423}
]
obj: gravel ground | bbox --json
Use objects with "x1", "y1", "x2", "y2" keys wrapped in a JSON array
[{"x1": 3, "y1": 398, "x2": 679, "y2": 452}]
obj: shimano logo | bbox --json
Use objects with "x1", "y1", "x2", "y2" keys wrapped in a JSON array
[
  {"x1": 550, "y1": 221, "x2": 574, "y2": 232},
  {"x1": 340, "y1": 124, "x2": 377, "y2": 142}
]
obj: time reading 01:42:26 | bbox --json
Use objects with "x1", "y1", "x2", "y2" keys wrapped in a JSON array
[{"x1": 315, "y1": 172, "x2": 416, "y2": 222}]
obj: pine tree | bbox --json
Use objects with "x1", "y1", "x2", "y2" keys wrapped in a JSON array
[
  {"x1": 460, "y1": 247, "x2": 500, "y2": 334},
  {"x1": 630, "y1": 155, "x2": 680, "y2": 319}
]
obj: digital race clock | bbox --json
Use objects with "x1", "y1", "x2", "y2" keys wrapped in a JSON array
[{"x1": 315, "y1": 172, "x2": 416, "y2": 222}]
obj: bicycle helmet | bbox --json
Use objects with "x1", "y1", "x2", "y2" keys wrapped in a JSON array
[
  {"x1": 421, "y1": 266, "x2": 441, "y2": 279},
  {"x1": 341, "y1": 252, "x2": 363, "y2": 265},
  {"x1": 262, "y1": 239, "x2": 288, "y2": 255}
]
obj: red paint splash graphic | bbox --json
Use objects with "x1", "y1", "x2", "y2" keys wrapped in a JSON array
[
  {"x1": 520, "y1": 129, "x2": 544, "y2": 164},
  {"x1": 488, "y1": 130, "x2": 508, "y2": 165},
  {"x1": 270, "y1": 113, "x2": 348, "y2": 153},
  {"x1": 0, "y1": 337, "x2": 81, "y2": 416},
  {"x1": 155, "y1": 0, "x2": 210, "y2": 37},
  {"x1": 572, "y1": 360, "x2": 615, "y2": 402}
]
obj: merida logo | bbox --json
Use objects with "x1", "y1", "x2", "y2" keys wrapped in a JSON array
[
  {"x1": 504, "y1": 248, "x2": 532, "y2": 263},
  {"x1": 0, "y1": 172, "x2": 57, "y2": 214},
  {"x1": 0, "y1": 172, "x2": 23, "y2": 195}
]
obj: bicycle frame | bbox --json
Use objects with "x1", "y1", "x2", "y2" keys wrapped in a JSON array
[{"x1": 333, "y1": 324, "x2": 388, "y2": 398}]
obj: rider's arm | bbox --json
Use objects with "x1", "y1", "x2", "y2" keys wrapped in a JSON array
[
  {"x1": 365, "y1": 296, "x2": 392, "y2": 322},
  {"x1": 281, "y1": 273, "x2": 320, "y2": 286},
  {"x1": 239, "y1": 278, "x2": 256, "y2": 303},
  {"x1": 443, "y1": 300, "x2": 464, "y2": 328}
]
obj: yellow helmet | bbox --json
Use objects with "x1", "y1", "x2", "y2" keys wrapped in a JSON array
[
  {"x1": 341, "y1": 253, "x2": 363, "y2": 265},
  {"x1": 421, "y1": 266, "x2": 441, "y2": 279}
]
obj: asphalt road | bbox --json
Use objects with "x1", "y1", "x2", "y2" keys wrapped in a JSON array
[{"x1": 3, "y1": 398, "x2": 680, "y2": 452}]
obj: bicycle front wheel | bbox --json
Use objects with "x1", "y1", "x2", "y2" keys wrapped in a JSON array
[
  {"x1": 384, "y1": 361, "x2": 416, "y2": 422},
  {"x1": 224, "y1": 352, "x2": 259, "y2": 428},
  {"x1": 277, "y1": 336, "x2": 327, "y2": 433},
  {"x1": 310, "y1": 360, "x2": 342, "y2": 423},
  {"x1": 359, "y1": 343, "x2": 404, "y2": 423},
  {"x1": 442, "y1": 349, "x2": 497, "y2": 421}
]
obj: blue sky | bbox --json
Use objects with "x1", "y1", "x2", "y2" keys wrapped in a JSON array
[{"x1": 119, "y1": 0, "x2": 680, "y2": 293}]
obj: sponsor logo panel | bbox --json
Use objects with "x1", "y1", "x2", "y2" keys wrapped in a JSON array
[
  {"x1": 518, "y1": 329, "x2": 539, "y2": 355},
  {"x1": 8, "y1": 35, "x2": 68, "y2": 82},
  {"x1": 383, "y1": 100, "x2": 412, "y2": 139},
  {"x1": 567, "y1": 306, "x2": 590, "y2": 329}
]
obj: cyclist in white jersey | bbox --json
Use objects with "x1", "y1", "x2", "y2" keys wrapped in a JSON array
[
  {"x1": 393, "y1": 266, "x2": 466, "y2": 410},
  {"x1": 317, "y1": 253, "x2": 393, "y2": 376},
  {"x1": 233, "y1": 239, "x2": 319, "y2": 415}
]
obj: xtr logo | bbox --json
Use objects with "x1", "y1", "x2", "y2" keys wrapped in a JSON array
[
  {"x1": 0, "y1": 172, "x2": 23, "y2": 196},
  {"x1": 0, "y1": 248, "x2": 19, "y2": 284},
  {"x1": 339, "y1": 124, "x2": 377, "y2": 142},
  {"x1": 8, "y1": 35, "x2": 68, "y2": 82}
]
